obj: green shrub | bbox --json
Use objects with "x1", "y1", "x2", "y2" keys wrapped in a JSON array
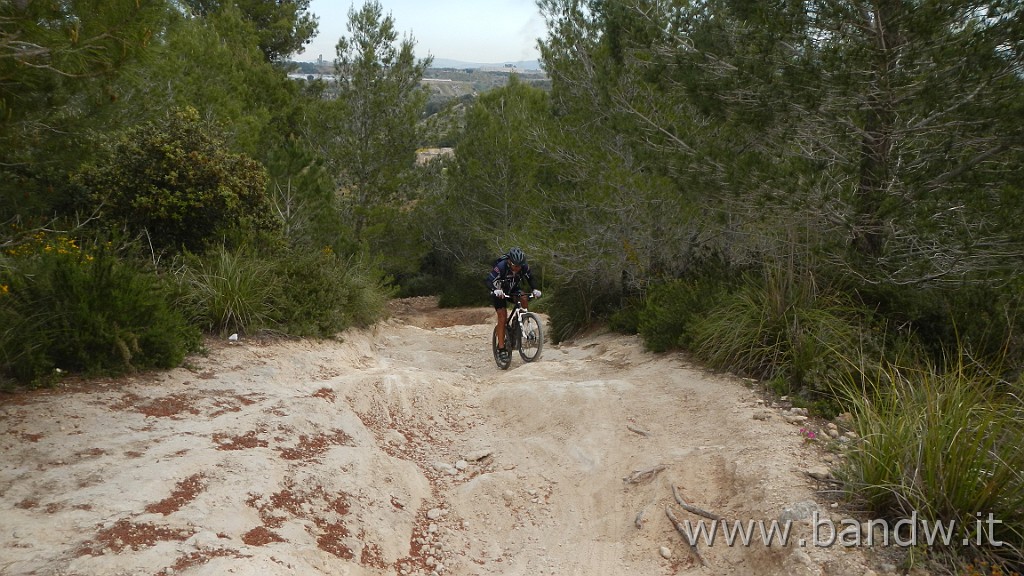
[
  {"x1": 396, "y1": 248, "x2": 483, "y2": 306},
  {"x1": 637, "y1": 282, "x2": 690, "y2": 352},
  {"x1": 836, "y1": 359, "x2": 1024, "y2": 570},
  {"x1": 174, "y1": 246, "x2": 277, "y2": 336},
  {"x1": 690, "y1": 263, "x2": 863, "y2": 395},
  {"x1": 437, "y1": 270, "x2": 487, "y2": 308},
  {"x1": 607, "y1": 297, "x2": 641, "y2": 335},
  {"x1": 0, "y1": 241, "x2": 199, "y2": 386},
  {"x1": 270, "y1": 248, "x2": 349, "y2": 336},
  {"x1": 73, "y1": 106, "x2": 273, "y2": 255},
  {"x1": 852, "y1": 279, "x2": 1024, "y2": 371},
  {"x1": 173, "y1": 245, "x2": 392, "y2": 339},
  {"x1": 399, "y1": 273, "x2": 443, "y2": 299},
  {"x1": 637, "y1": 279, "x2": 722, "y2": 352},
  {"x1": 543, "y1": 269, "x2": 624, "y2": 344},
  {"x1": 270, "y1": 248, "x2": 392, "y2": 337},
  {"x1": 436, "y1": 252, "x2": 505, "y2": 309},
  {"x1": 334, "y1": 254, "x2": 393, "y2": 329},
  {"x1": 545, "y1": 282, "x2": 606, "y2": 344}
]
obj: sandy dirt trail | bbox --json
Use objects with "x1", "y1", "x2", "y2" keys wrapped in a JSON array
[{"x1": 1, "y1": 297, "x2": 884, "y2": 576}]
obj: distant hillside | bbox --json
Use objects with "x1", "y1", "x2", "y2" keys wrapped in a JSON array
[
  {"x1": 423, "y1": 66, "x2": 547, "y2": 88},
  {"x1": 430, "y1": 58, "x2": 543, "y2": 71},
  {"x1": 286, "y1": 60, "x2": 549, "y2": 94},
  {"x1": 419, "y1": 65, "x2": 550, "y2": 148},
  {"x1": 290, "y1": 58, "x2": 544, "y2": 74},
  {"x1": 284, "y1": 59, "x2": 550, "y2": 149}
]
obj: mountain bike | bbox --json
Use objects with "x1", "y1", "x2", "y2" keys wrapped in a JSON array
[{"x1": 492, "y1": 293, "x2": 543, "y2": 370}]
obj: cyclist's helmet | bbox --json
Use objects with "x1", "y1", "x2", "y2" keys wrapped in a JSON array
[{"x1": 507, "y1": 247, "x2": 526, "y2": 266}]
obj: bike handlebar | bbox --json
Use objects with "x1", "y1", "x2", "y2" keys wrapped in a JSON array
[{"x1": 497, "y1": 291, "x2": 538, "y2": 301}]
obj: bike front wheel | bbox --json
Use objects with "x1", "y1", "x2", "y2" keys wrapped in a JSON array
[
  {"x1": 518, "y1": 312, "x2": 543, "y2": 362},
  {"x1": 492, "y1": 325, "x2": 511, "y2": 370}
]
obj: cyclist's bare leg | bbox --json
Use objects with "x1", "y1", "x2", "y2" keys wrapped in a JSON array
[{"x1": 495, "y1": 308, "x2": 508, "y2": 348}]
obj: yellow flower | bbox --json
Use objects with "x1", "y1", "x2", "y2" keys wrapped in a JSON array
[{"x1": 0, "y1": 284, "x2": 9, "y2": 295}]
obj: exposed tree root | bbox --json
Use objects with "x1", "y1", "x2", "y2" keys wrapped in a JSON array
[
  {"x1": 626, "y1": 424, "x2": 650, "y2": 437},
  {"x1": 672, "y1": 484, "x2": 723, "y2": 521},
  {"x1": 665, "y1": 506, "x2": 708, "y2": 568},
  {"x1": 622, "y1": 464, "x2": 667, "y2": 484}
]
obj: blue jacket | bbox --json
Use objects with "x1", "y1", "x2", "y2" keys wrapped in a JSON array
[{"x1": 486, "y1": 258, "x2": 535, "y2": 294}]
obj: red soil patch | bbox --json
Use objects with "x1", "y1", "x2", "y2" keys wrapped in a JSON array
[
  {"x1": 171, "y1": 548, "x2": 247, "y2": 571},
  {"x1": 144, "y1": 473, "x2": 206, "y2": 516},
  {"x1": 79, "y1": 520, "x2": 188, "y2": 555},
  {"x1": 312, "y1": 387, "x2": 336, "y2": 402},
  {"x1": 241, "y1": 526, "x2": 286, "y2": 546},
  {"x1": 276, "y1": 430, "x2": 353, "y2": 461},
  {"x1": 213, "y1": 429, "x2": 268, "y2": 451}
]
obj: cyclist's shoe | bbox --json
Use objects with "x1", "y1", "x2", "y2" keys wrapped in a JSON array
[{"x1": 499, "y1": 349, "x2": 510, "y2": 363}]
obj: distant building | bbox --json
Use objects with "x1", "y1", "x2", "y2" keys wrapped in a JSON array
[
  {"x1": 416, "y1": 147, "x2": 455, "y2": 165},
  {"x1": 287, "y1": 73, "x2": 338, "y2": 82}
]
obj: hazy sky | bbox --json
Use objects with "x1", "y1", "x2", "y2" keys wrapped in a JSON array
[{"x1": 296, "y1": 0, "x2": 547, "y2": 64}]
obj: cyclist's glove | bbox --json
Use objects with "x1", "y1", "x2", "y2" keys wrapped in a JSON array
[
  {"x1": 493, "y1": 289, "x2": 505, "y2": 299},
  {"x1": 532, "y1": 289, "x2": 542, "y2": 298}
]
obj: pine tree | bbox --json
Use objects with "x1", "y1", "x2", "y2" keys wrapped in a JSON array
[
  {"x1": 0, "y1": 0, "x2": 167, "y2": 217},
  {"x1": 318, "y1": 0, "x2": 432, "y2": 242}
]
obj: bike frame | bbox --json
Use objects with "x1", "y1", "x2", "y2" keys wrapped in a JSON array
[{"x1": 502, "y1": 293, "x2": 532, "y2": 348}]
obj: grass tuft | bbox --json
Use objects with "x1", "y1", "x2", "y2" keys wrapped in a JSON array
[
  {"x1": 690, "y1": 262, "x2": 861, "y2": 396},
  {"x1": 174, "y1": 246, "x2": 276, "y2": 336},
  {"x1": 836, "y1": 356, "x2": 1024, "y2": 570}
]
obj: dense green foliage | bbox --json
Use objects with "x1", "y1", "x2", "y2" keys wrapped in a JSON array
[
  {"x1": 638, "y1": 279, "x2": 720, "y2": 353},
  {"x1": 178, "y1": 0, "x2": 318, "y2": 62},
  {"x1": 0, "y1": 239, "x2": 200, "y2": 387},
  {"x1": 171, "y1": 244, "x2": 390, "y2": 338},
  {"x1": 526, "y1": 0, "x2": 1024, "y2": 360},
  {"x1": 0, "y1": 0, "x2": 169, "y2": 217},
  {"x1": 74, "y1": 107, "x2": 273, "y2": 255},
  {"x1": 691, "y1": 267, "x2": 862, "y2": 396},
  {"x1": 1, "y1": 0, "x2": 392, "y2": 386},
  {"x1": 320, "y1": 0, "x2": 432, "y2": 244},
  {"x1": 267, "y1": 248, "x2": 392, "y2": 337}
]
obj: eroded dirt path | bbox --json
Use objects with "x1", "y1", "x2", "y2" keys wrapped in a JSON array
[{"x1": 1, "y1": 297, "x2": 878, "y2": 575}]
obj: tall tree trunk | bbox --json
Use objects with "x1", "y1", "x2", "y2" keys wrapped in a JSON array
[{"x1": 851, "y1": 0, "x2": 900, "y2": 258}]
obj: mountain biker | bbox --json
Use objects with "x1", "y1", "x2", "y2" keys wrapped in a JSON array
[{"x1": 487, "y1": 247, "x2": 541, "y2": 362}]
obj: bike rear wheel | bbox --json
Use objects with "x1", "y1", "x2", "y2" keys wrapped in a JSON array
[
  {"x1": 518, "y1": 312, "x2": 543, "y2": 362},
  {"x1": 492, "y1": 325, "x2": 512, "y2": 370}
]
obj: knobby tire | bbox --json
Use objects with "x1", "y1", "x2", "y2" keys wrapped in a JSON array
[{"x1": 518, "y1": 312, "x2": 543, "y2": 362}]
